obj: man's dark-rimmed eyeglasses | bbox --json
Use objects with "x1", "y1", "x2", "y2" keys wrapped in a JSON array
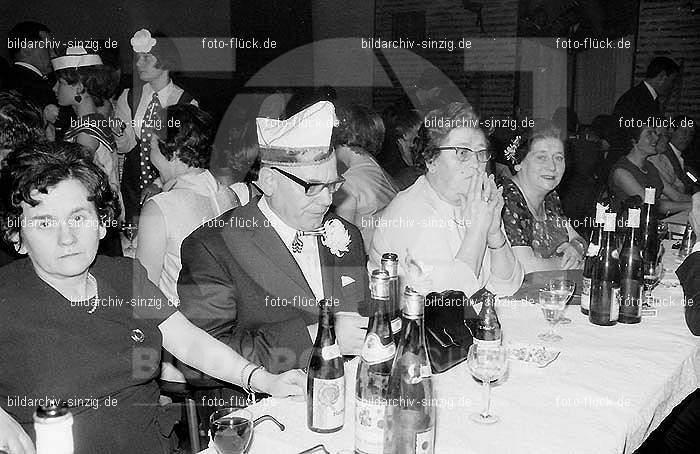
[{"x1": 271, "y1": 166, "x2": 345, "y2": 196}]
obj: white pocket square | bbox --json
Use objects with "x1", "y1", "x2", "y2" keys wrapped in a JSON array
[{"x1": 341, "y1": 276, "x2": 355, "y2": 287}]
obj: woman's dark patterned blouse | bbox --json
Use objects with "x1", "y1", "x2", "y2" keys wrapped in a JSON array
[{"x1": 501, "y1": 177, "x2": 570, "y2": 259}]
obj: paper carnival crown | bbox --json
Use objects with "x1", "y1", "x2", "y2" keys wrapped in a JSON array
[
  {"x1": 51, "y1": 46, "x2": 103, "y2": 71},
  {"x1": 256, "y1": 101, "x2": 338, "y2": 166}
]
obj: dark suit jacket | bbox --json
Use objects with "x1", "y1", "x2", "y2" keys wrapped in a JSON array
[
  {"x1": 178, "y1": 200, "x2": 370, "y2": 373},
  {"x1": 678, "y1": 251, "x2": 700, "y2": 335},
  {"x1": 613, "y1": 82, "x2": 661, "y2": 125},
  {"x1": 4, "y1": 64, "x2": 54, "y2": 108}
]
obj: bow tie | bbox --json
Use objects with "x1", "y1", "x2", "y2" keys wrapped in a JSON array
[{"x1": 291, "y1": 227, "x2": 325, "y2": 253}]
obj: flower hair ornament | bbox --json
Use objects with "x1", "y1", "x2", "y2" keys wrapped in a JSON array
[
  {"x1": 321, "y1": 219, "x2": 351, "y2": 257},
  {"x1": 131, "y1": 29, "x2": 157, "y2": 53},
  {"x1": 504, "y1": 135, "x2": 522, "y2": 165}
]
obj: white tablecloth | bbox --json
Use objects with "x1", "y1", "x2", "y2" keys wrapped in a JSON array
[{"x1": 200, "y1": 241, "x2": 700, "y2": 454}]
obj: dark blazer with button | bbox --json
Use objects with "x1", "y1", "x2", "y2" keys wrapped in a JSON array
[
  {"x1": 178, "y1": 199, "x2": 370, "y2": 373},
  {"x1": 613, "y1": 82, "x2": 661, "y2": 125},
  {"x1": 679, "y1": 252, "x2": 700, "y2": 335}
]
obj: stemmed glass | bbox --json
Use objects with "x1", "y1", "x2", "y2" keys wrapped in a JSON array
[
  {"x1": 210, "y1": 408, "x2": 254, "y2": 454},
  {"x1": 643, "y1": 262, "x2": 664, "y2": 308},
  {"x1": 537, "y1": 279, "x2": 575, "y2": 343},
  {"x1": 120, "y1": 221, "x2": 138, "y2": 252},
  {"x1": 466, "y1": 344, "x2": 508, "y2": 424}
]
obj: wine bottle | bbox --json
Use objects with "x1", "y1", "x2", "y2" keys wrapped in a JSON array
[
  {"x1": 619, "y1": 208, "x2": 644, "y2": 324},
  {"x1": 639, "y1": 187, "x2": 659, "y2": 266},
  {"x1": 34, "y1": 403, "x2": 74, "y2": 454},
  {"x1": 678, "y1": 221, "x2": 697, "y2": 259},
  {"x1": 581, "y1": 202, "x2": 608, "y2": 315},
  {"x1": 384, "y1": 288, "x2": 435, "y2": 454},
  {"x1": 589, "y1": 212, "x2": 621, "y2": 326},
  {"x1": 381, "y1": 252, "x2": 403, "y2": 346},
  {"x1": 307, "y1": 299, "x2": 345, "y2": 433},
  {"x1": 355, "y1": 270, "x2": 397, "y2": 454},
  {"x1": 474, "y1": 291, "x2": 501, "y2": 348}
]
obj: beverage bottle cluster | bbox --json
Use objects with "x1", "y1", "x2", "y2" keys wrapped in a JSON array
[{"x1": 587, "y1": 187, "x2": 658, "y2": 326}]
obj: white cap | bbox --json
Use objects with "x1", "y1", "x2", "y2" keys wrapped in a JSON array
[
  {"x1": 256, "y1": 101, "x2": 338, "y2": 166},
  {"x1": 51, "y1": 46, "x2": 102, "y2": 71}
]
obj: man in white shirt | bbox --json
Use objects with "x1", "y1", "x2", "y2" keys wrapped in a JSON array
[
  {"x1": 650, "y1": 115, "x2": 698, "y2": 195},
  {"x1": 178, "y1": 101, "x2": 369, "y2": 374}
]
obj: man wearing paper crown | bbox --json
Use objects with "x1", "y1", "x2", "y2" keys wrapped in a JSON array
[
  {"x1": 178, "y1": 101, "x2": 370, "y2": 376},
  {"x1": 114, "y1": 29, "x2": 198, "y2": 223}
]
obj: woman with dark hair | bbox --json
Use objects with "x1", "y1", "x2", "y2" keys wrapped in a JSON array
[
  {"x1": 114, "y1": 29, "x2": 198, "y2": 223},
  {"x1": 136, "y1": 104, "x2": 238, "y2": 307},
  {"x1": 227, "y1": 119, "x2": 262, "y2": 206},
  {"x1": 609, "y1": 123, "x2": 691, "y2": 216},
  {"x1": 52, "y1": 47, "x2": 121, "y2": 211},
  {"x1": 333, "y1": 104, "x2": 398, "y2": 249},
  {"x1": 0, "y1": 142, "x2": 304, "y2": 454},
  {"x1": 501, "y1": 123, "x2": 587, "y2": 273},
  {"x1": 369, "y1": 102, "x2": 522, "y2": 297}
]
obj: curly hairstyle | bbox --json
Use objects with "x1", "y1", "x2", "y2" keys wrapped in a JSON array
[
  {"x1": 158, "y1": 104, "x2": 215, "y2": 169},
  {"x1": 226, "y1": 118, "x2": 259, "y2": 183},
  {"x1": 509, "y1": 121, "x2": 563, "y2": 165},
  {"x1": 54, "y1": 65, "x2": 116, "y2": 107},
  {"x1": 0, "y1": 142, "x2": 119, "y2": 247},
  {"x1": 0, "y1": 91, "x2": 46, "y2": 150},
  {"x1": 414, "y1": 101, "x2": 479, "y2": 173},
  {"x1": 332, "y1": 104, "x2": 385, "y2": 156}
]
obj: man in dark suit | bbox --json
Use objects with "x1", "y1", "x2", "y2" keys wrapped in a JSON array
[
  {"x1": 4, "y1": 22, "x2": 56, "y2": 109},
  {"x1": 178, "y1": 101, "x2": 369, "y2": 375},
  {"x1": 608, "y1": 57, "x2": 680, "y2": 168}
]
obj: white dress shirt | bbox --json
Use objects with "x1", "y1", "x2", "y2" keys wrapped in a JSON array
[
  {"x1": 258, "y1": 197, "x2": 324, "y2": 301},
  {"x1": 669, "y1": 142, "x2": 685, "y2": 170},
  {"x1": 643, "y1": 80, "x2": 658, "y2": 101}
]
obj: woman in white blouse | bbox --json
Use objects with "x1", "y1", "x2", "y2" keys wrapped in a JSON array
[{"x1": 369, "y1": 102, "x2": 523, "y2": 297}]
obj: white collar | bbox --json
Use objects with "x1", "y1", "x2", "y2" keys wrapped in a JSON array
[
  {"x1": 144, "y1": 80, "x2": 175, "y2": 105},
  {"x1": 669, "y1": 142, "x2": 683, "y2": 161},
  {"x1": 258, "y1": 196, "x2": 297, "y2": 246},
  {"x1": 643, "y1": 80, "x2": 658, "y2": 100},
  {"x1": 14, "y1": 61, "x2": 44, "y2": 78}
]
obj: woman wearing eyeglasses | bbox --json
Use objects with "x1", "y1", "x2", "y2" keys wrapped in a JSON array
[
  {"x1": 368, "y1": 102, "x2": 523, "y2": 298},
  {"x1": 500, "y1": 123, "x2": 587, "y2": 272}
]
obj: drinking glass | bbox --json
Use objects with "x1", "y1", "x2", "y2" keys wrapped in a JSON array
[
  {"x1": 537, "y1": 279, "x2": 574, "y2": 342},
  {"x1": 120, "y1": 222, "x2": 138, "y2": 252},
  {"x1": 466, "y1": 344, "x2": 508, "y2": 424},
  {"x1": 643, "y1": 262, "x2": 664, "y2": 308},
  {"x1": 210, "y1": 408, "x2": 254, "y2": 454}
]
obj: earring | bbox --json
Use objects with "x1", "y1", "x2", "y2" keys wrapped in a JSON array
[{"x1": 74, "y1": 94, "x2": 82, "y2": 103}]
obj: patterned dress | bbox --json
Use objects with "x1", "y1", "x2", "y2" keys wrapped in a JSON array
[{"x1": 501, "y1": 177, "x2": 570, "y2": 259}]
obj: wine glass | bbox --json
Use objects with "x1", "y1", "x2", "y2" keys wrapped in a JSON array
[
  {"x1": 537, "y1": 279, "x2": 575, "y2": 342},
  {"x1": 210, "y1": 408, "x2": 254, "y2": 454},
  {"x1": 120, "y1": 222, "x2": 138, "y2": 252},
  {"x1": 467, "y1": 344, "x2": 508, "y2": 424},
  {"x1": 643, "y1": 262, "x2": 664, "y2": 308}
]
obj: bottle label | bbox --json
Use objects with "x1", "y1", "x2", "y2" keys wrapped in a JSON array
[
  {"x1": 405, "y1": 363, "x2": 432, "y2": 384},
  {"x1": 595, "y1": 203, "x2": 608, "y2": 224},
  {"x1": 628, "y1": 209, "x2": 641, "y2": 228},
  {"x1": 610, "y1": 287, "x2": 620, "y2": 322},
  {"x1": 322, "y1": 343, "x2": 341, "y2": 361},
  {"x1": 644, "y1": 187, "x2": 656, "y2": 204},
  {"x1": 581, "y1": 277, "x2": 591, "y2": 310},
  {"x1": 391, "y1": 317, "x2": 402, "y2": 335},
  {"x1": 604, "y1": 213, "x2": 617, "y2": 232},
  {"x1": 312, "y1": 377, "x2": 345, "y2": 431},
  {"x1": 355, "y1": 398, "x2": 386, "y2": 454},
  {"x1": 586, "y1": 243, "x2": 600, "y2": 257},
  {"x1": 361, "y1": 333, "x2": 396, "y2": 365},
  {"x1": 415, "y1": 428, "x2": 435, "y2": 454},
  {"x1": 34, "y1": 414, "x2": 74, "y2": 454}
]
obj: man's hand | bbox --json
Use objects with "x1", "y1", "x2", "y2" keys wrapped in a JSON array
[
  {"x1": 0, "y1": 407, "x2": 35, "y2": 454},
  {"x1": 334, "y1": 311, "x2": 369, "y2": 355}
]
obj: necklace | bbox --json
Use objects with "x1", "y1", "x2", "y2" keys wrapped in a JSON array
[{"x1": 67, "y1": 273, "x2": 99, "y2": 314}]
